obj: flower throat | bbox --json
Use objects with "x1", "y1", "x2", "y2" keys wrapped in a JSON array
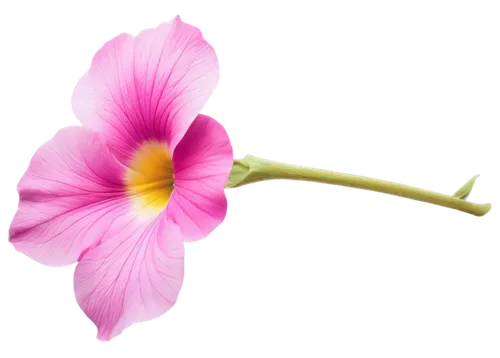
[{"x1": 125, "y1": 141, "x2": 174, "y2": 215}]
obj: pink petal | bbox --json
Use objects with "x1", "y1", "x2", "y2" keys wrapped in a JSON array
[
  {"x1": 9, "y1": 126, "x2": 127, "y2": 267},
  {"x1": 74, "y1": 213, "x2": 184, "y2": 341},
  {"x1": 168, "y1": 114, "x2": 233, "y2": 242},
  {"x1": 72, "y1": 15, "x2": 219, "y2": 163}
]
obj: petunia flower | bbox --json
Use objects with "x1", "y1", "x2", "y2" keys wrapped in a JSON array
[
  {"x1": 10, "y1": 16, "x2": 492, "y2": 342},
  {"x1": 10, "y1": 16, "x2": 232, "y2": 341}
]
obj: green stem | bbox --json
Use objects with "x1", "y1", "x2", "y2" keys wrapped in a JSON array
[{"x1": 226, "y1": 155, "x2": 491, "y2": 217}]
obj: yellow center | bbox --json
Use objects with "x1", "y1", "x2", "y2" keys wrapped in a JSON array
[{"x1": 125, "y1": 141, "x2": 174, "y2": 215}]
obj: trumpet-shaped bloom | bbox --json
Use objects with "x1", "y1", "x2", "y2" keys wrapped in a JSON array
[{"x1": 9, "y1": 16, "x2": 233, "y2": 341}]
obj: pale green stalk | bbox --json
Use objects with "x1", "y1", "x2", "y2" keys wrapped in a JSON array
[{"x1": 226, "y1": 155, "x2": 491, "y2": 217}]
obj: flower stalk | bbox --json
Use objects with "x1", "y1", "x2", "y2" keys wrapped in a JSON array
[{"x1": 226, "y1": 155, "x2": 491, "y2": 217}]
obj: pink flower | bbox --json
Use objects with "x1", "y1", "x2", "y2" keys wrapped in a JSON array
[{"x1": 9, "y1": 16, "x2": 233, "y2": 341}]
